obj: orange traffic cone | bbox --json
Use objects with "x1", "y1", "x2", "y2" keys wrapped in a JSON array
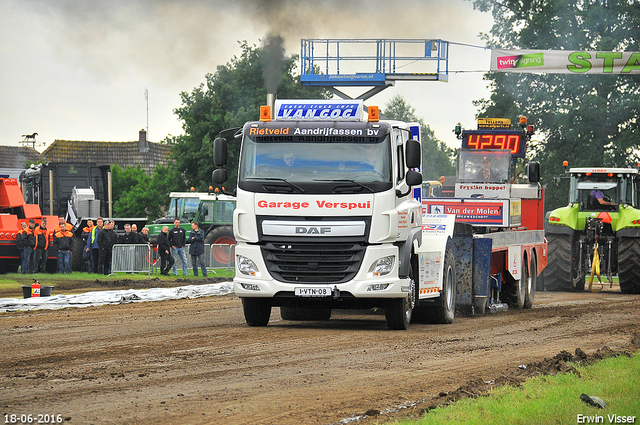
[{"x1": 31, "y1": 279, "x2": 41, "y2": 298}]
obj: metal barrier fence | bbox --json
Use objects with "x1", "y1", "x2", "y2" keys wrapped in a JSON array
[
  {"x1": 111, "y1": 244, "x2": 236, "y2": 275},
  {"x1": 111, "y1": 244, "x2": 154, "y2": 275}
]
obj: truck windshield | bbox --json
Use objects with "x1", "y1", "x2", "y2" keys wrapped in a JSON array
[
  {"x1": 457, "y1": 149, "x2": 511, "y2": 183},
  {"x1": 576, "y1": 177, "x2": 619, "y2": 210},
  {"x1": 238, "y1": 130, "x2": 391, "y2": 185}
]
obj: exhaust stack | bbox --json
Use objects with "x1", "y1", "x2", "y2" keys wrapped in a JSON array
[{"x1": 267, "y1": 93, "x2": 276, "y2": 120}]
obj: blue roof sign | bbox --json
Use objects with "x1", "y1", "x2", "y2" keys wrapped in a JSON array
[{"x1": 274, "y1": 99, "x2": 364, "y2": 121}]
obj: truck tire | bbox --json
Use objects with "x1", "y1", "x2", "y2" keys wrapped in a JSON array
[
  {"x1": 618, "y1": 237, "x2": 640, "y2": 294},
  {"x1": 545, "y1": 233, "x2": 573, "y2": 291},
  {"x1": 524, "y1": 253, "x2": 536, "y2": 309},
  {"x1": 71, "y1": 236, "x2": 85, "y2": 272},
  {"x1": 412, "y1": 246, "x2": 456, "y2": 324},
  {"x1": 506, "y1": 273, "x2": 526, "y2": 310},
  {"x1": 385, "y1": 297, "x2": 411, "y2": 330},
  {"x1": 385, "y1": 254, "x2": 417, "y2": 330},
  {"x1": 280, "y1": 307, "x2": 332, "y2": 321},
  {"x1": 205, "y1": 226, "x2": 236, "y2": 266},
  {"x1": 242, "y1": 298, "x2": 272, "y2": 326}
]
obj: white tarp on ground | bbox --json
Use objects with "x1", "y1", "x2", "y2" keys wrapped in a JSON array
[{"x1": 0, "y1": 281, "x2": 234, "y2": 313}]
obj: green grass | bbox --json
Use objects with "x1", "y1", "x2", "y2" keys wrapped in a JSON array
[{"x1": 391, "y1": 352, "x2": 640, "y2": 425}]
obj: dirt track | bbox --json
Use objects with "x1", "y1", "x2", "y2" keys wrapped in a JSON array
[{"x1": 1, "y1": 284, "x2": 639, "y2": 425}]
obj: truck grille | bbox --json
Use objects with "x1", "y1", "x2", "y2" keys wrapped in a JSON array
[{"x1": 261, "y1": 242, "x2": 365, "y2": 284}]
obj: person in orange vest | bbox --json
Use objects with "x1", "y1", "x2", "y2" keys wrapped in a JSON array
[
  {"x1": 33, "y1": 218, "x2": 50, "y2": 273},
  {"x1": 16, "y1": 222, "x2": 30, "y2": 274},
  {"x1": 81, "y1": 219, "x2": 95, "y2": 271},
  {"x1": 54, "y1": 217, "x2": 74, "y2": 274},
  {"x1": 54, "y1": 216, "x2": 73, "y2": 233},
  {"x1": 25, "y1": 219, "x2": 37, "y2": 273}
]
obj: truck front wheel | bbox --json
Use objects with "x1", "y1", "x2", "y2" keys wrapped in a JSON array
[
  {"x1": 385, "y1": 254, "x2": 417, "y2": 330},
  {"x1": 412, "y1": 246, "x2": 456, "y2": 324},
  {"x1": 242, "y1": 298, "x2": 272, "y2": 326},
  {"x1": 618, "y1": 237, "x2": 640, "y2": 294},
  {"x1": 385, "y1": 297, "x2": 412, "y2": 330}
]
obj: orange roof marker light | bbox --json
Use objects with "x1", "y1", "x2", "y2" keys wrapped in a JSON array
[
  {"x1": 519, "y1": 116, "x2": 527, "y2": 127},
  {"x1": 368, "y1": 106, "x2": 379, "y2": 122},
  {"x1": 260, "y1": 105, "x2": 271, "y2": 122}
]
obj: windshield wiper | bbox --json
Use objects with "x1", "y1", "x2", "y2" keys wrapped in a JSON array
[
  {"x1": 246, "y1": 177, "x2": 305, "y2": 193},
  {"x1": 313, "y1": 179, "x2": 375, "y2": 193}
]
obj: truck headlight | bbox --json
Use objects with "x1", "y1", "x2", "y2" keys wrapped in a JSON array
[
  {"x1": 368, "y1": 255, "x2": 395, "y2": 277},
  {"x1": 237, "y1": 255, "x2": 259, "y2": 276}
]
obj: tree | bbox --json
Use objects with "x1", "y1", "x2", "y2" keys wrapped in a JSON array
[
  {"x1": 382, "y1": 94, "x2": 455, "y2": 180},
  {"x1": 111, "y1": 164, "x2": 186, "y2": 219},
  {"x1": 168, "y1": 40, "x2": 330, "y2": 191},
  {"x1": 472, "y1": 0, "x2": 640, "y2": 209}
]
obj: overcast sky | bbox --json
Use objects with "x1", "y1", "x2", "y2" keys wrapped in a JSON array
[{"x1": 0, "y1": 0, "x2": 493, "y2": 151}]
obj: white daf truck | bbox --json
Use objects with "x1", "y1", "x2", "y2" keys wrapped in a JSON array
[{"x1": 213, "y1": 99, "x2": 459, "y2": 330}]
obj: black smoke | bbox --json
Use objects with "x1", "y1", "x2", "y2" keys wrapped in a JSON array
[{"x1": 260, "y1": 33, "x2": 286, "y2": 94}]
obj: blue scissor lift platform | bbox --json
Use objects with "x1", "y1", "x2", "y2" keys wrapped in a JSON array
[{"x1": 300, "y1": 39, "x2": 449, "y2": 100}]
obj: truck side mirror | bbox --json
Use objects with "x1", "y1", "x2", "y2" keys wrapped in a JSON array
[
  {"x1": 405, "y1": 139, "x2": 421, "y2": 169},
  {"x1": 406, "y1": 170, "x2": 422, "y2": 186},
  {"x1": 528, "y1": 161, "x2": 540, "y2": 183},
  {"x1": 214, "y1": 137, "x2": 228, "y2": 166},
  {"x1": 212, "y1": 168, "x2": 227, "y2": 184}
]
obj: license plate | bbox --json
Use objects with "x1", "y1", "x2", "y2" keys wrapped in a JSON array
[{"x1": 294, "y1": 287, "x2": 331, "y2": 297}]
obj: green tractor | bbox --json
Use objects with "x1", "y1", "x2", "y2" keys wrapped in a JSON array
[
  {"x1": 544, "y1": 167, "x2": 640, "y2": 293},
  {"x1": 147, "y1": 191, "x2": 236, "y2": 264}
]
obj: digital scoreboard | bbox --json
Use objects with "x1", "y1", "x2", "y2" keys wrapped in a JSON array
[{"x1": 461, "y1": 130, "x2": 527, "y2": 158}]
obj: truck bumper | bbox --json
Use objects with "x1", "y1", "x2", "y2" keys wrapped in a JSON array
[{"x1": 233, "y1": 244, "x2": 411, "y2": 303}]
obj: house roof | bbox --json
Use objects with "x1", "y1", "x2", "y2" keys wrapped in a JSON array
[
  {"x1": 43, "y1": 139, "x2": 171, "y2": 173},
  {"x1": 0, "y1": 146, "x2": 46, "y2": 170}
]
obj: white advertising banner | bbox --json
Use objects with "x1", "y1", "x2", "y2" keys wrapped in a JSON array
[{"x1": 491, "y1": 49, "x2": 640, "y2": 74}]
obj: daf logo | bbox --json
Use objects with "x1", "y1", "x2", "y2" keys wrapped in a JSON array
[{"x1": 295, "y1": 226, "x2": 331, "y2": 235}]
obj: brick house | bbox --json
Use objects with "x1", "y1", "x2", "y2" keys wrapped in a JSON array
[
  {"x1": 0, "y1": 146, "x2": 46, "y2": 179},
  {"x1": 42, "y1": 130, "x2": 171, "y2": 173}
]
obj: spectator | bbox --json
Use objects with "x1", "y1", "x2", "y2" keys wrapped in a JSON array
[
  {"x1": 16, "y1": 222, "x2": 30, "y2": 274},
  {"x1": 81, "y1": 219, "x2": 95, "y2": 271},
  {"x1": 168, "y1": 218, "x2": 187, "y2": 276},
  {"x1": 81, "y1": 219, "x2": 94, "y2": 245},
  {"x1": 97, "y1": 220, "x2": 117, "y2": 275},
  {"x1": 86, "y1": 217, "x2": 103, "y2": 273},
  {"x1": 25, "y1": 219, "x2": 36, "y2": 273},
  {"x1": 140, "y1": 227, "x2": 150, "y2": 245},
  {"x1": 188, "y1": 222, "x2": 207, "y2": 277},
  {"x1": 157, "y1": 225, "x2": 175, "y2": 276},
  {"x1": 53, "y1": 221, "x2": 74, "y2": 274},
  {"x1": 131, "y1": 224, "x2": 143, "y2": 244},
  {"x1": 122, "y1": 224, "x2": 137, "y2": 244},
  {"x1": 54, "y1": 216, "x2": 72, "y2": 234},
  {"x1": 33, "y1": 218, "x2": 50, "y2": 273}
]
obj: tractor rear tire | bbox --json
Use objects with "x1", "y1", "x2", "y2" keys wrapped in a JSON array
[
  {"x1": 545, "y1": 233, "x2": 574, "y2": 291},
  {"x1": 618, "y1": 237, "x2": 640, "y2": 294},
  {"x1": 205, "y1": 226, "x2": 236, "y2": 266}
]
